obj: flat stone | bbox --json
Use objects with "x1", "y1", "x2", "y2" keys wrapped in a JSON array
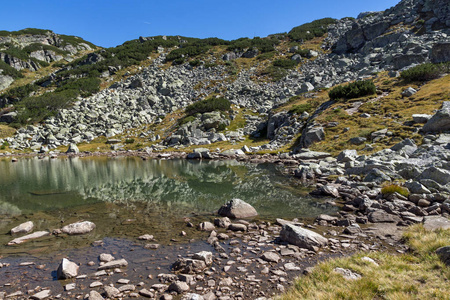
[
  {"x1": 99, "y1": 253, "x2": 115, "y2": 262},
  {"x1": 7, "y1": 231, "x2": 50, "y2": 245},
  {"x1": 90, "y1": 281, "x2": 103, "y2": 288},
  {"x1": 104, "y1": 286, "x2": 120, "y2": 298},
  {"x1": 10, "y1": 221, "x2": 34, "y2": 235},
  {"x1": 118, "y1": 284, "x2": 135, "y2": 292},
  {"x1": 261, "y1": 252, "x2": 281, "y2": 263},
  {"x1": 168, "y1": 281, "x2": 189, "y2": 294},
  {"x1": 30, "y1": 290, "x2": 51, "y2": 300},
  {"x1": 423, "y1": 216, "x2": 450, "y2": 231},
  {"x1": 280, "y1": 224, "x2": 328, "y2": 251},
  {"x1": 368, "y1": 211, "x2": 401, "y2": 223},
  {"x1": 97, "y1": 259, "x2": 128, "y2": 270}
]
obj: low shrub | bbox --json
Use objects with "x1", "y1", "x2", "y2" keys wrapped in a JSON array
[
  {"x1": 288, "y1": 18, "x2": 337, "y2": 41},
  {"x1": 189, "y1": 59, "x2": 202, "y2": 67},
  {"x1": 256, "y1": 51, "x2": 275, "y2": 60},
  {"x1": 328, "y1": 80, "x2": 376, "y2": 101},
  {"x1": 0, "y1": 61, "x2": 24, "y2": 79},
  {"x1": 273, "y1": 59, "x2": 298, "y2": 69},
  {"x1": 381, "y1": 184, "x2": 409, "y2": 198},
  {"x1": 400, "y1": 62, "x2": 450, "y2": 82},
  {"x1": 125, "y1": 138, "x2": 135, "y2": 144},
  {"x1": 185, "y1": 97, "x2": 231, "y2": 115}
]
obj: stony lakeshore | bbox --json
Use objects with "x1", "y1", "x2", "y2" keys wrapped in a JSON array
[{"x1": 0, "y1": 124, "x2": 449, "y2": 299}]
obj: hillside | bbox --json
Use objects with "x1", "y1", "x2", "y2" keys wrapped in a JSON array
[{"x1": 0, "y1": 0, "x2": 449, "y2": 155}]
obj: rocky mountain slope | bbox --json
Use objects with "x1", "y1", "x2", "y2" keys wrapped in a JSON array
[
  {"x1": 0, "y1": 0, "x2": 449, "y2": 155},
  {"x1": 0, "y1": 28, "x2": 96, "y2": 91}
]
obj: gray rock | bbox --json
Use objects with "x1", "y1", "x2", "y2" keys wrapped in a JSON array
[
  {"x1": 298, "y1": 82, "x2": 314, "y2": 94},
  {"x1": 30, "y1": 290, "x2": 51, "y2": 300},
  {"x1": 368, "y1": 210, "x2": 401, "y2": 223},
  {"x1": 334, "y1": 267, "x2": 361, "y2": 280},
  {"x1": 214, "y1": 217, "x2": 231, "y2": 228},
  {"x1": 198, "y1": 222, "x2": 215, "y2": 231},
  {"x1": 7, "y1": 231, "x2": 50, "y2": 245},
  {"x1": 364, "y1": 168, "x2": 390, "y2": 184},
  {"x1": 66, "y1": 143, "x2": 79, "y2": 154},
  {"x1": 302, "y1": 127, "x2": 325, "y2": 148},
  {"x1": 430, "y1": 43, "x2": 450, "y2": 64},
  {"x1": 88, "y1": 291, "x2": 104, "y2": 300},
  {"x1": 169, "y1": 281, "x2": 190, "y2": 294},
  {"x1": 104, "y1": 286, "x2": 120, "y2": 298},
  {"x1": 412, "y1": 114, "x2": 431, "y2": 124},
  {"x1": 61, "y1": 221, "x2": 96, "y2": 235},
  {"x1": 97, "y1": 258, "x2": 128, "y2": 270},
  {"x1": 349, "y1": 137, "x2": 367, "y2": 145},
  {"x1": 57, "y1": 258, "x2": 79, "y2": 279},
  {"x1": 228, "y1": 223, "x2": 247, "y2": 231},
  {"x1": 172, "y1": 258, "x2": 207, "y2": 274},
  {"x1": 337, "y1": 149, "x2": 357, "y2": 162},
  {"x1": 423, "y1": 102, "x2": 450, "y2": 133},
  {"x1": 192, "y1": 251, "x2": 213, "y2": 265},
  {"x1": 280, "y1": 224, "x2": 328, "y2": 251},
  {"x1": 423, "y1": 216, "x2": 450, "y2": 231},
  {"x1": 10, "y1": 221, "x2": 34, "y2": 235},
  {"x1": 99, "y1": 253, "x2": 115, "y2": 262},
  {"x1": 218, "y1": 198, "x2": 258, "y2": 219},
  {"x1": 436, "y1": 246, "x2": 450, "y2": 266},
  {"x1": 418, "y1": 167, "x2": 450, "y2": 186},
  {"x1": 261, "y1": 252, "x2": 280, "y2": 263},
  {"x1": 401, "y1": 87, "x2": 417, "y2": 97},
  {"x1": 404, "y1": 181, "x2": 431, "y2": 194}
]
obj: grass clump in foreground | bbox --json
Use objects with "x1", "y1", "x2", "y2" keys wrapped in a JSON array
[
  {"x1": 381, "y1": 183, "x2": 410, "y2": 198},
  {"x1": 279, "y1": 225, "x2": 450, "y2": 300}
]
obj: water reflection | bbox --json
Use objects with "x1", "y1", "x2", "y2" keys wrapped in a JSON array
[{"x1": 0, "y1": 157, "x2": 336, "y2": 218}]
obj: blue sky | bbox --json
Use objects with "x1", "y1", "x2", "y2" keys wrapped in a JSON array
[{"x1": 1, "y1": 0, "x2": 400, "y2": 48}]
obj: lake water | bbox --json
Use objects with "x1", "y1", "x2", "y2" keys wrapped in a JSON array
[{"x1": 0, "y1": 157, "x2": 337, "y2": 255}]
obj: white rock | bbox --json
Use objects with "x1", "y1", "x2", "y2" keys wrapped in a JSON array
[
  {"x1": 61, "y1": 221, "x2": 96, "y2": 235},
  {"x1": 10, "y1": 221, "x2": 34, "y2": 235},
  {"x1": 57, "y1": 258, "x2": 79, "y2": 279}
]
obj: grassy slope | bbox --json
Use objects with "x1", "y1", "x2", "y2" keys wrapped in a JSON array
[{"x1": 279, "y1": 225, "x2": 450, "y2": 300}]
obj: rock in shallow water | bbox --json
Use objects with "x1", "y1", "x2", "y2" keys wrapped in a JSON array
[
  {"x1": 218, "y1": 198, "x2": 258, "y2": 219},
  {"x1": 57, "y1": 258, "x2": 79, "y2": 279},
  {"x1": 10, "y1": 221, "x2": 34, "y2": 235},
  {"x1": 61, "y1": 221, "x2": 96, "y2": 235}
]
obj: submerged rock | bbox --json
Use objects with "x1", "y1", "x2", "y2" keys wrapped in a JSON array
[
  {"x1": 7, "y1": 231, "x2": 50, "y2": 245},
  {"x1": 218, "y1": 198, "x2": 258, "y2": 219},
  {"x1": 61, "y1": 221, "x2": 96, "y2": 235},
  {"x1": 10, "y1": 221, "x2": 34, "y2": 235}
]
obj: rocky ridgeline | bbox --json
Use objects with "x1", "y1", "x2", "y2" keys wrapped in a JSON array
[{"x1": 0, "y1": 30, "x2": 94, "y2": 90}]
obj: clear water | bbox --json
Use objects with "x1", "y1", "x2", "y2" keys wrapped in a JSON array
[{"x1": 0, "y1": 156, "x2": 336, "y2": 218}]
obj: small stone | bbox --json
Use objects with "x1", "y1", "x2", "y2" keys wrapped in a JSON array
[
  {"x1": 198, "y1": 222, "x2": 215, "y2": 231},
  {"x1": 118, "y1": 284, "x2": 135, "y2": 292},
  {"x1": 97, "y1": 259, "x2": 128, "y2": 270},
  {"x1": 168, "y1": 281, "x2": 190, "y2": 294},
  {"x1": 30, "y1": 289, "x2": 51, "y2": 300},
  {"x1": 138, "y1": 234, "x2": 154, "y2": 240},
  {"x1": 334, "y1": 267, "x2": 361, "y2": 280},
  {"x1": 261, "y1": 252, "x2": 280, "y2": 263},
  {"x1": 104, "y1": 286, "x2": 120, "y2": 298},
  {"x1": 90, "y1": 281, "x2": 103, "y2": 288},
  {"x1": 88, "y1": 291, "x2": 104, "y2": 300},
  {"x1": 99, "y1": 253, "x2": 115, "y2": 262},
  {"x1": 57, "y1": 258, "x2": 79, "y2": 279}
]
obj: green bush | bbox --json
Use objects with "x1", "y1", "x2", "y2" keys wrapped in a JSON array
[
  {"x1": 0, "y1": 83, "x2": 38, "y2": 102},
  {"x1": 0, "y1": 61, "x2": 24, "y2": 79},
  {"x1": 256, "y1": 51, "x2": 275, "y2": 60},
  {"x1": 295, "y1": 48, "x2": 310, "y2": 57},
  {"x1": 125, "y1": 138, "x2": 135, "y2": 144},
  {"x1": 185, "y1": 97, "x2": 231, "y2": 115},
  {"x1": 328, "y1": 80, "x2": 376, "y2": 101},
  {"x1": 400, "y1": 62, "x2": 450, "y2": 82},
  {"x1": 288, "y1": 18, "x2": 337, "y2": 41},
  {"x1": 189, "y1": 59, "x2": 202, "y2": 67},
  {"x1": 273, "y1": 59, "x2": 298, "y2": 69},
  {"x1": 0, "y1": 28, "x2": 51, "y2": 37},
  {"x1": 55, "y1": 77, "x2": 101, "y2": 97},
  {"x1": 227, "y1": 37, "x2": 279, "y2": 53},
  {"x1": 259, "y1": 66, "x2": 288, "y2": 82}
]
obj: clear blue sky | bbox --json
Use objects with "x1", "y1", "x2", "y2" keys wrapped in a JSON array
[{"x1": 1, "y1": 0, "x2": 400, "y2": 48}]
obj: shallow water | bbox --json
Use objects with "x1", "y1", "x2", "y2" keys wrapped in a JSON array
[{"x1": 0, "y1": 157, "x2": 337, "y2": 256}]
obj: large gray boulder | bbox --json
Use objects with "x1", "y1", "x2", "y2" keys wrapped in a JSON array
[
  {"x1": 218, "y1": 198, "x2": 258, "y2": 219},
  {"x1": 279, "y1": 224, "x2": 328, "y2": 251},
  {"x1": 302, "y1": 127, "x2": 325, "y2": 148},
  {"x1": 418, "y1": 167, "x2": 450, "y2": 186},
  {"x1": 57, "y1": 258, "x2": 79, "y2": 279},
  {"x1": 430, "y1": 43, "x2": 450, "y2": 64},
  {"x1": 337, "y1": 149, "x2": 357, "y2": 162},
  {"x1": 422, "y1": 102, "x2": 450, "y2": 133}
]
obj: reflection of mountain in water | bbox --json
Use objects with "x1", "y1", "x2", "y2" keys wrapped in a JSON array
[{"x1": 0, "y1": 157, "x2": 336, "y2": 217}]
